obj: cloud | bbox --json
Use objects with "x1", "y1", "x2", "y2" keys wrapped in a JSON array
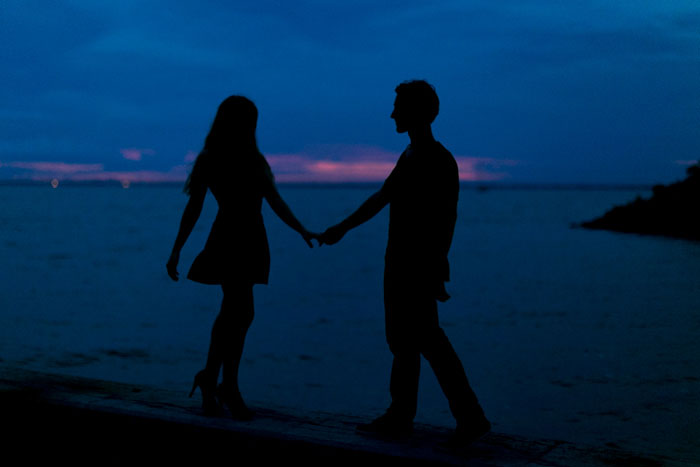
[
  {"x1": 120, "y1": 148, "x2": 156, "y2": 161},
  {"x1": 64, "y1": 168, "x2": 187, "y2": 183},
  {"x1": 0, "y1": 161, "x2": 104, "y2": 174},
  {"x1": 0, "y1": 159, "x2": 185, "y2": 183},
  {"x1": 267, "y1": 155, "x2": 396, "y2": 182},
  {"x1": 266, "y1": 144, "x2": 517, "y2": 182},
  {"x1": 455, "y1": 157, "x2": 519, "y2": 182},
  {"x1": 1, "y1": 144, "x2": 517, "y2": 184},
  {"x1": 1, "y1": 2, "x2": 697, "y2": 186}
]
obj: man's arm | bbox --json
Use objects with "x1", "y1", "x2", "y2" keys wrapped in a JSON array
[
  {"x1": 320, "y1": 189, "x2": 389, "y2": 245},
  {"x1": 433, "y1": 160, "x2": 459, "y2": 281},
  {"x1": 430, "y1": 157, "x2": 459, "y2": 300}
]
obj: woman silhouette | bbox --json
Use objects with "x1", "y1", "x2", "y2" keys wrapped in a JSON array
[{"x1": 166, "y1": 96, "x2": 316, "y2": 419}]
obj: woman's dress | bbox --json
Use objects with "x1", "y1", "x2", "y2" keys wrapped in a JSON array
[{"x1": 186, "y1": 150, "x2": 272, "y2": 285}]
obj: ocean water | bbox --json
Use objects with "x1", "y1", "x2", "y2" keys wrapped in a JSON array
[{"x1": 1, "y1": 184, "x2": 699, "y2": 460}]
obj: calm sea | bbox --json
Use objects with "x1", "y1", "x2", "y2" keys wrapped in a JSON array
[{"x1": 1, "y1": 184, "x2": 699, "y2": 460}]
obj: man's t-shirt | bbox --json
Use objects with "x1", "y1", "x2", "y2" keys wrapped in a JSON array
[{"x1": 380, "y1": 141, "x2": 459, "y2": 287}]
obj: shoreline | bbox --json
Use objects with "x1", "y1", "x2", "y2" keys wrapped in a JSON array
[{"x1": 0, "y1": 365, "x2": 686, "y2": 466}]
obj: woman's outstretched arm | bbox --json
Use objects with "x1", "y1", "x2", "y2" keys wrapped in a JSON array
[
  {"x1": 167, "y1": 186, "x2": 206, "y2": 281},
  {"x1": 264, "y1": 184, "x2": 316, "y2": 248}
]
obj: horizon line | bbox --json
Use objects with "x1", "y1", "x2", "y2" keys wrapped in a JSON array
[{"x1": 0, "y1": 179, "x2": 655, "y2": 191}]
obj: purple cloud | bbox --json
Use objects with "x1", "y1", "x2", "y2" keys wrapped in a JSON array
[{"x1": 120, "y1": 148, "x2": 156, "y2": 161}]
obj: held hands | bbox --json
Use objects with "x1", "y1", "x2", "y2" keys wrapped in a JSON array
[
  {"x1": 301, "y1": 229, "x2": 321, "y2": 248},
  {"x1": 318, "y1": 224, "x2": 346, "y2": 246},
  {"x1": 300, "y1": 224, "x2": 346, "y2": 247}
]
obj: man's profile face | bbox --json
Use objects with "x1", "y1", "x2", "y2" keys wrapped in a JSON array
[{"x1": 391, "y1": 96, "x2": 410, "y2": 133}]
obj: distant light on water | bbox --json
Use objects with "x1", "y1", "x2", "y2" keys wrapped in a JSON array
[
  {"x1": 121, "y1": 180, "x2": 131, "y2": 189},
  {"x1": 50, "y1": 178, "x2": 59, "y2": 189}
]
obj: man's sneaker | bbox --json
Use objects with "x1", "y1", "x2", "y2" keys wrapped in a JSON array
[{"x1": 439, "y1": 417, "x2": 491, "y2": 449}]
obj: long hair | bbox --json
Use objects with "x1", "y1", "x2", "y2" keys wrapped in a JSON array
[{"x1": 184, "y1": 96, "x2": 272, "y2": 195}]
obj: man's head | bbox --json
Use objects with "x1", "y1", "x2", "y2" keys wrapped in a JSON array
[{"x1": 391, "y1": 80, "x2": 439, "y2": 133}]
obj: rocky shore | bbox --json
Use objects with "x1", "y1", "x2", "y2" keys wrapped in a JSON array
[{"x1": 580, "y1": 164, "x2": 700, "y2": 240}]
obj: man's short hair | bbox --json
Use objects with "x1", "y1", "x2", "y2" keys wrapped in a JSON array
[{"x1": 395, "y1": 80, "x2": 440, "y2": 124}]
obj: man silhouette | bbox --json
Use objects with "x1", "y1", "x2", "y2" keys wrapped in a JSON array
[{"x1": 320, "y1": 80, "x2": 490, "y2": 445}]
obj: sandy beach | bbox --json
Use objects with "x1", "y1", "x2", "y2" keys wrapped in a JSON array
[{"x1": 2, "y1": 365, "x2": 687, "y2": 466}]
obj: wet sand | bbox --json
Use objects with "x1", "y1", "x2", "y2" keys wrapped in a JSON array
[{"x1": 1, "y1": 365, "x2": 687, "y2": 466}]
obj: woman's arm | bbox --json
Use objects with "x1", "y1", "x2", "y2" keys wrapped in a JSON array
[
  {"x1": 264, "y1": 184, "x2": 315, "y2": 248},
  {"x1": 166, "y1": 186, "x2": 206, "y2": 281}
]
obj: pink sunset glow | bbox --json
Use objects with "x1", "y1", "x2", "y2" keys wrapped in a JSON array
[
  {"x1": 0, "y1": 161, "x2": 105, "y2": 174},
  {"x1": 455, "y1": 157, "x2": 519, "y2": 182},
  {"x1": 310, "y1": 160, "x2": 396, "y2": 179},
  {"x1": 266, "y1": 153, "x2": 396, "y2": 183},
  {"x1": 120, "y1": 148, "x2": 156, "y2": 161},
  {"x1": 0, "y1": 160, "x2": 187, "y2": 183},
  {"x1": 64, "y1": 169, "x2": 187, "y2": 183},
  {"x1": 267, "y1": 145, "x2": 517, "y2": 183},
  {"x1": 1, "y1": 145, "x2": 518, "y2": 184}
]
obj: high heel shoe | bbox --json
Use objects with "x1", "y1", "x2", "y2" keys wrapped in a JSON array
[
  {"x1": 189, "y1": 369, "x2": 220, "y2": 416},
  {"x1": 216, "y1": 383, "x2": 254, "y2": 421}
]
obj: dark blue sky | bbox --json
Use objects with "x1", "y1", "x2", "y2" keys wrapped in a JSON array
[{"x1": 1, "y1": 1, "x2": 699, "y2": 183}]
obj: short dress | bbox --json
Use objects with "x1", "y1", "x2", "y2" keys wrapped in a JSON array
[{"x1": 186, "y1": 150, "x2": 273, "y2": 285}]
